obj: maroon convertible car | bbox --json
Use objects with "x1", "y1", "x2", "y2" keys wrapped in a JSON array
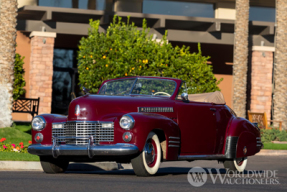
[{"x1": 28, "y1": 76, "x2": 262, "y2": 176}]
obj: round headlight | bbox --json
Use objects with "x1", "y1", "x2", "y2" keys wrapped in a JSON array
[
  {"x1": 32, "y1": 116, "x2": 46, "y2": 131},
  {"x1": 120, "y1": 115, "x2": 135, "y2": 130}
]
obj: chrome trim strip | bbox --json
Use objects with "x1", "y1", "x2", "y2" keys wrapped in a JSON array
[
  {"x1": 55, "y1": 136, "x2": 97, "y2": 140},
  {"x1": 169, "y1": 136, "x2": 180, "y2": 140},
  {"x1": 257, "y1": 141, "x2": 262, "y2": 143},
  {"x1": 256, "y1": 137, "x2": 261, "y2": 140},
  {"x1": 169, "y1": 141, "x2": 180, "y2": 144},
  {"x1": 168, "y1": 145, "x2": 180, "y2": 147},
  {"x1": 257, "y1": 144, "x2": 262, "y2": 147},
  {"x1": 178, "y1": 154, "x2": 226, "y2": 160},
  {"x1": 28, "y1": 143, "x2": 139, "y2": 157},
  {"x1": 65, "y1": 121, "x2": 114, "y2": 124}
]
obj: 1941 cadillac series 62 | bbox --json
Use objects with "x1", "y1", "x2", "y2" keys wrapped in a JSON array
[{"x1": 28, "y1": 76, "x2": 262, "y2": 176}]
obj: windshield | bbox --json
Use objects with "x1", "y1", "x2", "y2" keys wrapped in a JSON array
[{"x1": 98, "y1": 78, "x2": 176, "y2": 97}]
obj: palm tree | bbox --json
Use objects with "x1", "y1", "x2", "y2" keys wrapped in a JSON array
[
  {"x1": 88, "y1": 0, "x2": 96, "y2": 10},
  {"x1": 0, "y1": 0, "x2": 18, "y2": 128},
  {"x1": 232, "y1": 0, "x2": 250, "y2": 118},
  {"x1": 72, "y1": 0, "x2": 96, "y2": 10},
  {"x1": 273, "y1": 0, "x2": 287, "y2": 130},
  {"x1": 72, "y1": 0, "x2": 79, "y2": 8}
]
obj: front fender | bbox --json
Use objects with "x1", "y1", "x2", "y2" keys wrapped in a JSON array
[
  {"x1": 31, "y1": 114, "x2": 67, "y2": 145},
  {"x1": 114, "y1": 112, "x2": 180, "y2": 160}
]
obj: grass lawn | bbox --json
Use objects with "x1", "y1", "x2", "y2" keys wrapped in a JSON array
[
  {"x1": 0, "y1": 123, "x2": 39, "y2": 161},
  {"x1": 0, "y1": 124, "x2": 32, "y2": 145},
  {"x1": 263, "y1": 142, "x2": 287, "y2": 150},
  {"x1": 0, "y1": 151, "x2": 39, "y2": 161}
]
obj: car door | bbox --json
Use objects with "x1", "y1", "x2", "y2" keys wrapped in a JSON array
[{"x1": 176, "y1": 100, "x2": 217, "y2": 155}]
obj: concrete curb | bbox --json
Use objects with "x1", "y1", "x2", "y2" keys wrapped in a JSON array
[
  {"x1": 0, "y1": 150, "x2": 286, "y2": 171},
  {"x1": 255, "y1": 149, "x2": 287, "y2": 156},
  {"x1": 0, "y1": 161, "x2": 42, "y2": 171}
]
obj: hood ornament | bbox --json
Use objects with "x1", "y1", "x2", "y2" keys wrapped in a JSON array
[
  {"x1": 82, "y1": 86, "x2": 90, "y2": 95},
  {"x1": 75, "y1": 105, "x2": 80, "y2": 116}
]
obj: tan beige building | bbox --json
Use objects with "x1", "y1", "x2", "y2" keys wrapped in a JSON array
[{"x1": 14, "y1": 0, "x2": 276, "y2": 121}]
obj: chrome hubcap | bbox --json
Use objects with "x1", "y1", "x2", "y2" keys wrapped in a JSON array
[
  {"x1": 236, "y1": 158, "x2": 245, "y2": 166},
  {"x1": 144, "y1": 139, "x2": 157, "y2": 167}
]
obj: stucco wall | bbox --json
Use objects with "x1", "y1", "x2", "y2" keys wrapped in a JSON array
[
  {"x1": 17, "y1": 0, "x2": 37, "y2": 8},
  {"x1": 12, "y1": 31, "x2": 31, "y2": 121},
  {"x1": 214, "y1": 74, "x2": 233, "y2": 108},
  {"x1": 215, "y1": 2, "x2": 236, "y2": 20}
]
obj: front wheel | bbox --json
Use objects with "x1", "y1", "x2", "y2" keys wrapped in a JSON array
[
  {"x1": 131, "y1": 132, "x2": 162, "y2": 177},
  {"x1": 223, "y1": 157, "x2": 248, "y2": 172},
  {"x1": 40, "y1": 156, "x2": 69, "y2": 174}
]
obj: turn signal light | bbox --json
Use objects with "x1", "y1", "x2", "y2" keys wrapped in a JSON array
[{"x1": 122, "y1": 132, "x2": 132, "y2": 142}]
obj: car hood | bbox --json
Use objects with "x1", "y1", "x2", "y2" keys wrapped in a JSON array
[{"x1": 67, "y1": 94, "x2": 175, "y2": 121}]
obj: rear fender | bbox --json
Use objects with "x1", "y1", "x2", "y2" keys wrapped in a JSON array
[{"x1": 226, "y1": 117, "x2": 261, "y2": 158}]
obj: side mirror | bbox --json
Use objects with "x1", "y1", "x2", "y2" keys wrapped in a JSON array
[
  {"x1": 82, "y1": 87, "x2": 90, "y2": 95},
  {"x1": 181, "y1": 93, "x2": 188, "y2": 101}
]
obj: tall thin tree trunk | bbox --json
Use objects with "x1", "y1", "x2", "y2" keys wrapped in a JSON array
[
  {"x1": 232, "y1": 0, "x2": 250, "y2": 118},
  {"x1": 0, "y1": 0, "x2": 17, "y2": 128},
  {"x1": 273, "y1": 0, "x2": 287, "y2": 130}
]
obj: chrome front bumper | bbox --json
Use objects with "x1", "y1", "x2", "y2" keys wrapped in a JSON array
[{"x1": 28, "y1": 143, "x2": 139, "y2": 158}]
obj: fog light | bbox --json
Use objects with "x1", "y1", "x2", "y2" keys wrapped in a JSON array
[
  {"x1": 123, "y1": 132, "x2": 132, "y2": 142},
  {"x1": 35, "y1": 133, "x2": 43, "y2": 143},
  {"x1": 102, "y1": 123, "x2": 113, "y2": 128},
  {"x1": 52, "y1": 123, "x2": 63, "y2": 129}
]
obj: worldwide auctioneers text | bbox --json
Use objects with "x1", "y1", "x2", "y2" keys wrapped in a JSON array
[{"x1": 187, "y1": 167, "x2": 280, "y2": 187}]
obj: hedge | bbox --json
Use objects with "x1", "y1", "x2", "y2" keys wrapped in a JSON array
[{"x1": 77, "y1": 16, "x2": 222, "y2": 94}]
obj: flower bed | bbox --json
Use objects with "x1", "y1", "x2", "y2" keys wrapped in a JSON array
[{"x1": 0, "y1": 137, "x2": 31, "y2": 153}]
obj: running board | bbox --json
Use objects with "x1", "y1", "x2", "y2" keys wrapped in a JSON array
[{"x1": 178, "y1": 154, "x2": 226, "y2": 160}]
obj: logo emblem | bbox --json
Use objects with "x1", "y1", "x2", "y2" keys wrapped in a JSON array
[
  {"x1": 243, "y1": 146, "x2": 247, "y2": 155},
  {"x1": 187, "y1": 167, "x2": 207, "y2": 187},
  {"x1": 75, "y1": 105, "x2": 80, "y2": 116}
]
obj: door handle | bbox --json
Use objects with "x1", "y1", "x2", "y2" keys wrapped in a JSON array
[{"x1": 210, "y1": 108, "x2": 216, "y2": 111}]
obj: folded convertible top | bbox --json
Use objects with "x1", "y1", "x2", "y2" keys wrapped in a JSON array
[{"x1": 188, "y1": 91, "x2": 226, "y2": 104}]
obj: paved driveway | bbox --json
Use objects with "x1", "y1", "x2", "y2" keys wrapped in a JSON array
[{"x1": 0, "y1": 155, "x2": 286, "y2": 192}]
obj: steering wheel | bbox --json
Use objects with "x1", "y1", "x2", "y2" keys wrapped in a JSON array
[{"x1": 153, "y1": 92, "x2": 171, "y2": 96}]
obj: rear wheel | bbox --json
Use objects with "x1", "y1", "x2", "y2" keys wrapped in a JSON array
[
  {"x1": 131, "y1": 132, "x2": 161, "y2": 177},
  {"x1": 40, "y1": 156, "x2": 69, "y2": 173},
  {"x1": 223, "y1": 157, "x2": 247, "y2": 172}
]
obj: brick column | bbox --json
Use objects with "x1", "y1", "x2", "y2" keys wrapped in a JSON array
[
  {"x1": 29, "y1": 32, "x2": 56, "y2": 115},
  {"x1": 250, "y1": 46, "x2": 274, "y2": 120}
]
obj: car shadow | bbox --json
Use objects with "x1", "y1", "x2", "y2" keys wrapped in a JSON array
[{"x1": 65, "y1": 165, "x2": 264, "y2": 177}]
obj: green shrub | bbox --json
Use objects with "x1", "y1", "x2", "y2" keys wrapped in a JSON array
[
  {"x1": 261, "y1": 129, "x2": 287, "y2": 143},
  {"x1": 13, "y1": 53, "x2": 26, "y2": 100},
  {"x1": 78, "y1": 16, "x2": 222, "y2": 93}
]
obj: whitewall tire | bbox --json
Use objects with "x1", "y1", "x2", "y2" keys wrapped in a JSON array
[
  {"x1": 224, "y1": 157, "x2": 248, "y2": 172},
  {"x1": 131, "y1": 132, "x2": 162, "y2": 176}
]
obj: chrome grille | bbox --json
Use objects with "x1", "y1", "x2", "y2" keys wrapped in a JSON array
[{"x1": 52, "y1": 121, "x2": 114, "y2": 145}]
